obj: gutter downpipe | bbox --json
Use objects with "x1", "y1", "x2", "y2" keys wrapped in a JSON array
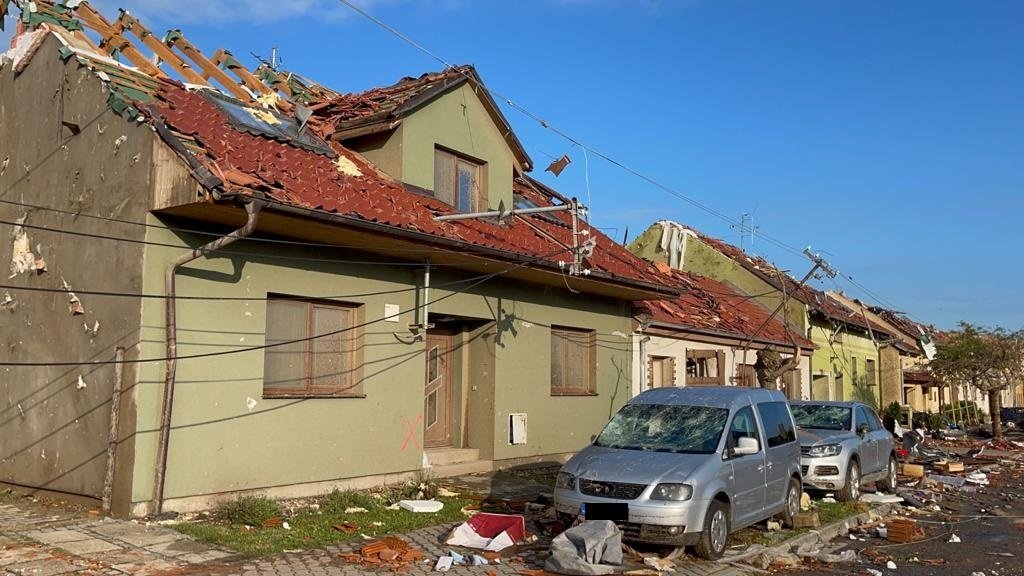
[{"x1": 153, "y1": 198, "x2": 264, "y2": 516}]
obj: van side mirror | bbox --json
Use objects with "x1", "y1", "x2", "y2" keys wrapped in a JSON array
[
  {"x1": 733, "y1": 436, "x2": 759, "y2": 456},
  {"x1": 858, "y1": 423, "x2": 869, "y2": 436}
]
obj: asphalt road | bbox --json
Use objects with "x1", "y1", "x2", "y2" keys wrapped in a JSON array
[{"x1": 798, "y1": 441, "x2": 1024, "y2": 576}]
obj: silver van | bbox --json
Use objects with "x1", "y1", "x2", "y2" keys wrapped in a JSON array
[{"x1": 553, "y1": 387, "x2": 802, "y2": 559}]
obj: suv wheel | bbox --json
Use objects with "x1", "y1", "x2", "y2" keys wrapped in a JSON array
[
  {"x1": 878, "y1": 455, "x2": 898, "y2": 493},
  {"x1": 694, "y1": 500, "x2": 729, "y2": 560},
  {"x1": 838, "y1": 460, "x2": 860, "y2": 502},
  {"x1": 781, "y1": 477, "x2": 801, "y2": 528}
]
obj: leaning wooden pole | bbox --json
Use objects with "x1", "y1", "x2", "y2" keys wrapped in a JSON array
[{"x1": 101, "y1": 347, "x2": 126, "y2": 516}]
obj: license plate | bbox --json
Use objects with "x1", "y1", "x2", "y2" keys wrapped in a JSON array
[{"x1": 583, "y1": 502, "x2": 628, "y2": 522}]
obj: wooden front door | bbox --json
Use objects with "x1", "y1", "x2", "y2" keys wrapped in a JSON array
[{"x1": 424, "y1": 332, "x2": 454, "y2": 448}]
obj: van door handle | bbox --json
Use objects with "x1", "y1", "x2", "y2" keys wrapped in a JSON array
[
  {"x1": 766, "y1": 462, "x2": 774, "y2": 470},
  {"x1": 756, "y1": 465, "x2": 765, "y2": 472}
]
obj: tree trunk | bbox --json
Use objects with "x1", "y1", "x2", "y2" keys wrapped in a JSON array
[{"x1": 989, "y1": 390, "x2": 1003, "y2": 440}]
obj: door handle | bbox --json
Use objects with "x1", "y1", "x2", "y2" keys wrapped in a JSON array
[
  {"x1": 766, "y1": 462, "x2": 774, "y2": 469},
  {"x1": 756, "y1": 465, "x2": 765, "y2": 472}
]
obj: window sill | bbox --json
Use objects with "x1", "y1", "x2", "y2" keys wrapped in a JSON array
[
  {"x1": 263, "y1": 393, "x2": 367, "y2": 400},
  {"x1": 551, "y1": 391, "x2": 599, "y2": 397}
]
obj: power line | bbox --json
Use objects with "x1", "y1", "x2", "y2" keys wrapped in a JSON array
[
  {"x1": 0, "y1": 270, "x2": 492, "y2": 302},
  {"x1": 333, "y1": 0, "x2": 808, "y2": 262},
  {"x1": 333, "y1": 0, "x2": 945, "y2": 328},
  {"x1": 0, "y1": 216, "x2": 463, "y2": 268},
  {"x1": 0, "y1": 195, "x2": 515, "y2": 256},
  {"x1": 0, "y1": 247, "x2": 571, "y2": 367}
]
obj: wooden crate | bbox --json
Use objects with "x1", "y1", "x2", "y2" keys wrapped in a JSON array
[
  {"x1": 886, "y1": 518, "x2": 925, "y2": 543},
  {"x1": 901, "y1": 463, "x2": 925, "y2": 478},
  {"x1": 792, "y1": 511, "x2": 821, "y2": 529}
]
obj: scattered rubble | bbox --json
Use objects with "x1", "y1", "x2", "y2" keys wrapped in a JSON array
[{"x1": 338, "y1": 536, "x2": 425, "y2": 569}]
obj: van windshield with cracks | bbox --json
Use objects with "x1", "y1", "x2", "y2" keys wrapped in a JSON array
[
  {"x1": 791, "y1": 405, "x2": 852, "y2": 431},
  {"x1": 593, "y1": 403, "x2": 729, "y2": 454}
]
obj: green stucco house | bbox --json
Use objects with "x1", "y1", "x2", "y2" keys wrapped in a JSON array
[{"x1": 0, "y1": 8, "x2": 676, "y2": 517}]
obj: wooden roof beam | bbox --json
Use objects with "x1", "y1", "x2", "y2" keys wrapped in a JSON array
[
  {"x1": 72, "y1": 2, "x2": 165, "y2": 78},
  {"x1": 163, "y1": 30, "x2": 254, "y2": 103},
  {"x1": 114, "y1": 11, "x2": 206, "y2": 85},
  {"x1": 211, "y1": 49, "x2": 273, "y2": 97}
]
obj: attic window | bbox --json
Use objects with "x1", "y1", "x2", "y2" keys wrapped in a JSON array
[
  {"x1": 200, "y1": 90, "x2": 335, "y2": 156},
  {"x1": 434, "y1": 147, "x2": 485, "y2": 212}
]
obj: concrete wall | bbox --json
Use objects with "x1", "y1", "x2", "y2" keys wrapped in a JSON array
[
  {"x1": 400, "y1": 83, "x2": 516, "y2": 211},
  {"x1": 131, "y1": 222, "x2": 632, "y2": 514},
  {"x1": 632, "y1": 334, "x2": 810, "y2": 399},
  {"x1": 0, "y1": 36, "x2": 165, "y2": 514}
]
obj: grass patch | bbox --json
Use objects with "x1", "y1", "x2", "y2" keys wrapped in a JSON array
[
  {"x1": 0, "y1": 489, "x2": 19, "y2": 504},
  {"x1": 319, "y1": 490, "x2": 378, "y2": 515},
  {"x1": 729, "y1": 500, "x2": 866, "y2": 548},
  {"x1": 215, "y1": 496, "x2": 281, "y2": 527},
  {"x1": 816, "y1": 501, "x2": 867, "y2": 524},
  {"x1": 173, "y1": 495, "x2": 472, "y2": 556}
]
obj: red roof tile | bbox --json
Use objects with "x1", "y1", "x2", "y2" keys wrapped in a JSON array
[
  {"x1": 151, "y1": 83, "x2": 672, "y2": 294},
  {"x1": 635, "y1": 269, "x2": 815, "y2": 350}
]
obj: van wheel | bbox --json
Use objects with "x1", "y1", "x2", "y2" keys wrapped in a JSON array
[
  {"x1": 694, "y1": 500, "x2": 729, "y2": 560},
  {"x1": 837, "y1": 460, "x2": 860, "y2": 502},
  {"x1": 781, "y1": 477, "x2": 802, "y2": 528},
  {"x1": 877, "y1": 455, "x2": 898, "y2": 493}
]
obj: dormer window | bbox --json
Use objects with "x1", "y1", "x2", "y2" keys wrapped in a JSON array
[{"x1": 434, "y1": 147, "x2": 485, "y2": 212}]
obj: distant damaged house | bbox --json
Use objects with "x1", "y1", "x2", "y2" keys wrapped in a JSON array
[
  {"x1": 630, "y1": 221, "x2": 898, "y2": 405},
  {"x1": 0, "y1": 3, "x2": 678, "y2": 517},
  {"x1": 633, "y1": 266, "x2": 815, "y2": 398}
]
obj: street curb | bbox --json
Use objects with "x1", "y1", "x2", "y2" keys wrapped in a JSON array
[{"x1": 719, "y1": 503, "x2": 896, "y2": 565}]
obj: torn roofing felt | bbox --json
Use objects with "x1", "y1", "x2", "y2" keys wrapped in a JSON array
[{"x1": 635, "y1": 267, "x2": 816, "y2": 351}]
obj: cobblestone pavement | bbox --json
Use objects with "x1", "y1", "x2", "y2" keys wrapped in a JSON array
[
  {"x1": 0, "y1": 496, "x2": 746, "y2": 576},
  {"x1": 0, "y1": 500, "x2": 234, "y2": 575}
]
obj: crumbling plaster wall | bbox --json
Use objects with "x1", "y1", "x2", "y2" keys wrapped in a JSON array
[{"x1": 0, "y1": 35, "x2": 156, "y2": 513}]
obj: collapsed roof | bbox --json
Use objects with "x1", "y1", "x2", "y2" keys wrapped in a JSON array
[{"x1": 2, "y1": 1, "x2": 678, "y2": 300}]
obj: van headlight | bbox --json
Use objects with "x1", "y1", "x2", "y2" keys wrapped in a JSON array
[
  {"x1": 555, "y1": 471, "x2": 577, "y2": 490},
  {"x1": 650, "y1": 483, "x2": 693, "y2": 501},
  {"x1": 806, "y1": 444, "x2": 842, "y2": 458}
]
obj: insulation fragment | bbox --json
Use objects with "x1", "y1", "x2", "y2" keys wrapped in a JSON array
[
  {"x1": 335, "y1": 155, "x2": 363, "y2": 177},
  {"x1": 61, "y1": 278, "x2": 86, "y2": 315},
  {"x1": 8, "y1": 215, "x2": 36, "y2": 278}
]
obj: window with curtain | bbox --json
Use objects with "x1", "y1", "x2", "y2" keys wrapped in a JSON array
[
  {"x1": 434, "y1": 147, "x2": 485, "y2": 212},
  {"x1": 263, "y1": 296, "x2": 363, "y2": 397},
  {"x1": 550, "y1": 326, "x2": 596, "y2": 395}
]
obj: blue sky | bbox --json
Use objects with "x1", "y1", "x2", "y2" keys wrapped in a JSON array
[{"x1": 4, "y1": 1, "x2": 1022, "y2": 330}]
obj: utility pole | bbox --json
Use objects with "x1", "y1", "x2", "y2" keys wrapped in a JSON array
[{"x1": 741, "y1": 248, "x2": 838, "y2": 349}]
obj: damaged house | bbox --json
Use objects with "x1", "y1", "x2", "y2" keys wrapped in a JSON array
[
  {"x1": 0, "y1": 3, "x2": 678, "y2": 517},
  {"x1": 632, "y1": 266, "x2": 815, "y2": 397},
  {"x1": 630, "y1": 221, "x2": 900, "y2": 404}
]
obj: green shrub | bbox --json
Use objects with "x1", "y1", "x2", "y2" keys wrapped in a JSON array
[
  {"x1": 215, "y1": 495, "x2": 281, "y2": 526},
  {"x1": 320, "y1": 489, "x2": 378, "y2": 515},
  {"x1": 886, "y1": 401, "x2": 902, "y2": 421}
]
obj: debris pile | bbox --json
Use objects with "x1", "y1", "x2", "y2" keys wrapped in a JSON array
[{"x1": 338, "y1": 537, "x2": 425, "y2": 570}]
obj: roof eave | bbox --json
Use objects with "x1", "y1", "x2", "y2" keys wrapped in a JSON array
[{"x1": 647, "y1": 320, "x2": 815, "y2": 353}]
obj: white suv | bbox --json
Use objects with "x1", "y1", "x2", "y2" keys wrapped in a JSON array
[{"x1": 791, "y1": 401, "x2": 897, "y2": 501}]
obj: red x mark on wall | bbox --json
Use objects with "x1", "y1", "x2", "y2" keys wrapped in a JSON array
[{"x1": 401, "y1": 415, "x2": 423, "y2": 451}]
